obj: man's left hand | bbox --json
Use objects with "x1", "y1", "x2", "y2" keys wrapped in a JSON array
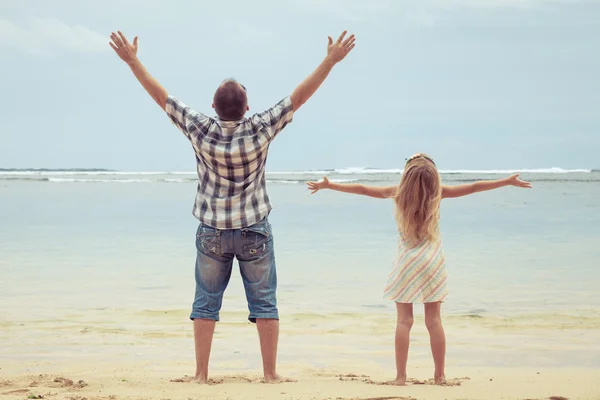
[{"x1": 110, "y1": 31, "x2": 139, "y2": 65}]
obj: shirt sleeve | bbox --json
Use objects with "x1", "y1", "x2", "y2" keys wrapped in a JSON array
[
  {"x1": 165, "y1": 95, "x2": 208, "y2": 138},
  {"x1": 253, "y1": 96, "x2": 294, "y2": 141}
]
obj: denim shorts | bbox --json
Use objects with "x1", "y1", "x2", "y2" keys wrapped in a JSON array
[{"x1": 191, "y1": 217, "x2": 278, "y2": 323}]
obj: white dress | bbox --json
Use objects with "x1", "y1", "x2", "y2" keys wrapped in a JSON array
[{"x1": 383, "y1": 222, "x2": 448, "y2": 304}]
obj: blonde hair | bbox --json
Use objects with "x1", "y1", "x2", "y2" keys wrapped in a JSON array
[{"x1": 394, "y1": 154, "x2": 441, "y2": 246}]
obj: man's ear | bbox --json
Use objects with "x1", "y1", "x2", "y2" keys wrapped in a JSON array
[{"x1": 212, "y1": 103, "x2": 215, "y2": 109}]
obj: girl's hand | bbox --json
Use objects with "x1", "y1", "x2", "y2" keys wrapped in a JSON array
[
  {"x1": 306, "y1": 176, "x2": 330, "y2": 194},
  {"x1": 506, "y1": 174, "x2": 532, "y2": 188}
]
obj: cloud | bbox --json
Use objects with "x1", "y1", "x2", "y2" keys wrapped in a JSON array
[{"x1": 0, "y1": 18, "x2": 107, "y2": 54}]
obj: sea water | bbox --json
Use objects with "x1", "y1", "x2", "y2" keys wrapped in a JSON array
[{"x1": 1, "y1": 168, "x2": 599, "y2": 371}]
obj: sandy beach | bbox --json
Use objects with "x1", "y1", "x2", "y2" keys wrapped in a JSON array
[{"x1": 2, "y1": 360, "x2": 599, "y2": 400}]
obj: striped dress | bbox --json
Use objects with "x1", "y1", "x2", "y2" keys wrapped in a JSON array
[{"x1": 383, "y1": 220, "x2": 448, "y2": 304}]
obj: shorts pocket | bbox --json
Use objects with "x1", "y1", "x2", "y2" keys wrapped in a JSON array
[
  {"x1": 197, "y1": 225, "x2": 221, "y2": 255},
  {"x1": 242, "y1": 223, "x2": 271, "y2": 257}
]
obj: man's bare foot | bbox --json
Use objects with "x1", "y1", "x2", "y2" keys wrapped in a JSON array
[
  {"x1": 385, "y1": 374, "x2": 407, "y2": 386},
  {"x1": 434, "y1": 375, "x2": 446, "y2": 385},
  {"x1": 263, "y1": 374, "x2": 296, "y2": 384},
  {"x1": 192, "y1": 374, "x2": 209, "y2": 384}
]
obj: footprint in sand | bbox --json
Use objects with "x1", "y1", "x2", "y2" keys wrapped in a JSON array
[
  {"x1": 408, "y1": 376, "x2": 470, "y2": 386},
  {"x1": 170, "y1": 375, "x2": 259, "y2": 385},
  {"x1": 24, "y1": 375, "x2": 88, "y2": 390},
  {"x1": 365, "y1": 376, "x2": 470, "y2": 387},
  {"x1": 523, "y1": 397, "x2": 569, "y2": 400},
  {"x1": 340, "y1": 397, "x2": 417, "y2": 400},
  {"x1": 2, "y1": 389, "x2": 31, "y2": 395},
  {"x1": 50, "y1": 377, "x2": 88, "y2": 389},
  {"x1": 170, "y1": 375, "x2": 296, "y2": 385},
  {"x1": 0, "y1": 380, "x2": 13, "y2": 388},
  {"x1": 337, "y1": 374, "x2": 371, "y2": 382}
]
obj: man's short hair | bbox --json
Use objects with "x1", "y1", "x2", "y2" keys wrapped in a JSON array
[{"x1": 213, "y1": 79, "x2": 248, "y2": 121}]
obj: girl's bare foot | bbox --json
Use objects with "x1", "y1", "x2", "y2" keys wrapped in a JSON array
[
  {"x1": 434, "y1": 374, "x2": 446, "y2": 385},
  {"x1": 263, "y1": 374, "x2": 296, "y2": 384}
]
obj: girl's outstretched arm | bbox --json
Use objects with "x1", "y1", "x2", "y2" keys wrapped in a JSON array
[
  {"x1": 442, "y1": 174, "x2": 532, "y2": 199},
  {"x1": 306, "y1": 176, "x2": 396, "y2": 199}
]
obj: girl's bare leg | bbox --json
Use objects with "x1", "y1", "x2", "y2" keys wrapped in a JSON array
[
  {"x1": 391, "y1": 302, "x2": 414, "y2": 385},
  {"x1": 424, "y1": 301, "x2": 446, "y2": 384}
]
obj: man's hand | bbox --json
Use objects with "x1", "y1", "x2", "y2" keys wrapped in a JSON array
[
  {"x1": 290, "y1": 30, "x2": 356, "y2": 112},
  {"x1": 110, "y1": 31, "x2": 139, "y2": 65},
  {"x1": 109, "y1": 30, "x2": 167, "y2": 110},
  {"x1": 505, "y1": 174, "x2": 532, "y2": 189},
  {"x1": 326, "y1": 31, "x2": 356, "y2": 64},
  {"x1": 306, "y1": 176, "x2": 331, "y2": 194}
]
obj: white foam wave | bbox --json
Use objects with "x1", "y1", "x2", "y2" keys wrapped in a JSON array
[
  {"x1": 335, "y1": 168, "x2": 404, "y2": 174},
  {"x1": 1, "y1": 167, "x2": 591, "y2": 178},
  {"x1": 160, "y1": 178, "x2": 195, "y2": 183},
  {"x1": 48, "y1": 178, "x2": 153, "y2": 183},
  {"x1": 329, "y1": 179, "x2": 359, "y2": 183},
  {"x1": 438, "y1": 168, "x2": 591, "y2": 174},
  {"x1": 267, "y1": 180, "x2": 300, "y2": 184},
  {"x1": 266, "y1": 170, "x2": 332, "y2": 176},
  {"x1": 0, "y1": 171, "x2": 193, "y2": 176},
  {"x1": 268, "y1": 167, "x2": 591, "y2": 175}
]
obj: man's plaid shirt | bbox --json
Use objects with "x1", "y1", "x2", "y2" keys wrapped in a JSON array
[{"x1": 166, "y1": 95, "x2": 294, "y2": 229}]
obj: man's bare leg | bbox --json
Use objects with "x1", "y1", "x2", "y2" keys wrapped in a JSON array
[
  {"x1": 193, "y1": 318, "x2": 216, "y2": 383},
  {"x1": 389, "y1": 302, "x2": 414, "y2": 385},
  {"x1": 256, "y1": 318, "x2": 291, "y2": 383},
  {"x1": 424, "y1": 302, "x2": 446, "y2": 384}
]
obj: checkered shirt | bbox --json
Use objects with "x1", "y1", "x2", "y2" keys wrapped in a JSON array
[{"x1": 166, "y1": 95, "x2": 294, "y2": 229}]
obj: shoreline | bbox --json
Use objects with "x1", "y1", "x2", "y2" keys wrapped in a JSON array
[{"x1": 2, "y1": 361, "x2": 599, "y2": 400}]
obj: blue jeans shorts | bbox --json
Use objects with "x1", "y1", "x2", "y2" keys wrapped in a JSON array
[{"x1": 190, "y1": 217, "x2": 278, "y2": 323}]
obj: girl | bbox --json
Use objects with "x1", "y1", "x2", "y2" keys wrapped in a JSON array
[{"x1": 306, "y1": 153, "x2": 532, "y2": 385}]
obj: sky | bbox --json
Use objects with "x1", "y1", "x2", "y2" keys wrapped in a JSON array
[{"x1": 1, "y1": 0, "x2": 599, "y2": 171}]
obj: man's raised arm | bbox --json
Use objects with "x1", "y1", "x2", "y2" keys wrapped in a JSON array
[
  {"x1": 290, "y1": 31, "x2": 356, "y2": 112},
  {"x1": 109, "y1": 31, "x2": 168, "y2": 110}
]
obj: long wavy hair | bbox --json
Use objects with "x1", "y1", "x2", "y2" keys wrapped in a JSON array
[{"x1": 394, "y1": 154, "x2": 442, "y2": 246}]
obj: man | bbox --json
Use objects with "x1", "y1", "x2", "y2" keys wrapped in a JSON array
[{"x1": 109, "y1": 30, "x2": 355, "y2": 383}]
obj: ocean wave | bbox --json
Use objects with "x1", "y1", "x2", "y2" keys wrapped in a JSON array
[
  {"x1": 267, "y1": 170, "x2": 333, "y2": 176},
  {"x1": 0, "y1": 170, "x2": 189, "y2": 176},
  {"x1": 48, "y1": 178, "x2": 154, "y2": 183},
  {"x1": 329, "y1": 179, "x2": 359, "y2": 183},
  {"x1": 159, "y1": 178, "x2": 196, "y2": 183},
  {"x1": 267, "y1": 178, "x2": 358, "y2": 184},
  {"x1": 438, "y1": 167, "x2": 591, "y2": 174},
  {"x1": 0, "y1": 167, "x2": 592, "y2": 176},
  {"x1": 331, "y1": 167, "x2": 592, "y2": 175},
  {"x1": 336, "y1": 168, "x2": 404, "y2": 174},
  {"x1": 267, "y1": 167, "x2": 592, "y2": 175},
  {"x1": 267, "y1": 180, "x2": 300, "y2": 184}
]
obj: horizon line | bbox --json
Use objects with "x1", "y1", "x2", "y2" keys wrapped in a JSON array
[{"x1": 1, "y1": 167, "x2": 597, "y2": 173}]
